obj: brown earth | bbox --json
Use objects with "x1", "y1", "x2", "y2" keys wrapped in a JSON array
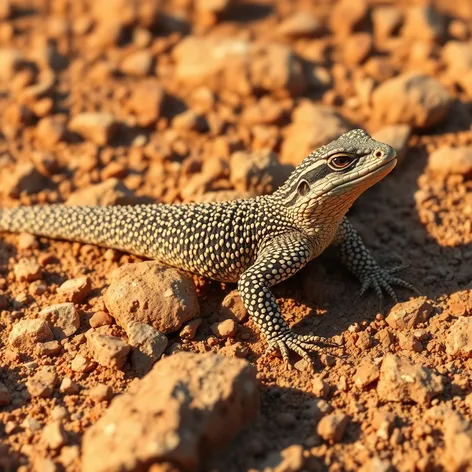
[{"x1": 1, "y1": 0, "x2": 472, "y2": 471}]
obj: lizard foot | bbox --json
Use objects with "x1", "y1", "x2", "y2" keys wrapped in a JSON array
[
  {"x1": 357, "y1": 265, "x2": 421, "y2": 309},
  {"x1": 264, "y1": 331, "x2": 335, "y2": 367}
]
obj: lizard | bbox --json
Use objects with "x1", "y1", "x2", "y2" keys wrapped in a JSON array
[{"x1": 0, "y1": 129, "x2": 417, "y2": 364}]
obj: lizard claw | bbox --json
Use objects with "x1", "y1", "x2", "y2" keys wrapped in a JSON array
[
  {"x1": 264, "y1": 331, "x2": 336, "y2": 367},
  {"x1": 358, "y1": 265, "x2": 420, "y2": 309}
]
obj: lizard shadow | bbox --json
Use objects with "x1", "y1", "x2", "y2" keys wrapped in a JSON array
[{"x1": 277, "y1": 123, "x2": 472, "y2": 342}]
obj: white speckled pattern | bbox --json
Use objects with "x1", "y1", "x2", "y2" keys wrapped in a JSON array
[{"x1": 0, "y1": 129, "x2": 418, "y2": 364}]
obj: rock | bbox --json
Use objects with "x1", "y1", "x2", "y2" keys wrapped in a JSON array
[
  {"x1": 372, "y1": 125, "x2": 411, "y2": 165},
  {"x1": 3, "y1": 162, "x2": 48, "y2": 198},
  {"x1": 249, "y1": 42, "x2": 307, "y2": 96},
  {"x1": 0, "y1": 0, "x2": 11, "y2": 20},
  {"x1": 120, "y1": 50, "x2": 152, "y2": 76},
  {"x1": 277, "y1": 12, "x2": 323, "y2": 38},
  {"x1": 195, "y1": 0, "x2": 231, "y2": 15},
  {"x1": 275, "y1": 412, "x2": 296, "y2": 428},
  {"x1": 398, "y1": 332, "x2": 423, "y2": 352},
  {"x1": 66, "y1": 178, "x2": 143, "y2": 206},
  {"x1": 104, "y1": 261, "x2": 200, "y2": 334},
  {"x1": 281, "y1": 102, "x2": 351, "y2": 165},
  {"x1": 443, "y1": 41, "x2": 472, "y2": 74},
  {"x1": 443, "y1": 412, "x2": 472, "y2": 471},
  {"x1": 127, "y1": 81, "x2": 166, "y2": 126},
  {"x1": 428, "y1": 147, "x2": 472, "y2": 178},
  {"x1": 39, "y1": 303, "x2": 80, "y2": 340},
  {"x1": 126, "y1": 321, "x2": 168, "y2": 374},
  {"x1": 343, "y1": 33, "x2": 372, "y2": 65},
  {"x1": 42, "y1": 421, "x2": 67, "y2": 449},
  {"x1": 218, "y1": 342, "x2": 248, "y2": 359},
  {"x1": 172, "y1": 110, "x2": 207, "y2": 132},
  {"x1": 26, "y1": 366, "x2": 57, "y2": 398},
  {"x1": 0, "y1": 48, "x2": 24, "y2": 80},
  {"x1": 372, "y1": 6, "x2": 403, "y2": 39},
  {"x1": 445, "y1": 318, "x2": 472, "y2": 358},
  {"x1": 174, "y1": 37, "x2": 306, "y2": 96},
  {"x1": 0, "y1": 382, "x2": 11, "y2": 406},
  {"x1": 180, "y1": 319, "x2": 202, "y2": 340},
  {"x1": 17, "y1": 233, "x2": 38, "y2": 250},
  {"x1": 14, "y1": 258, "x2": 42, "y2": 282},
  {"x1": 442, "y1": 41, "x2": 472, "y2": 96},
  {"x1": 372, "y1": 73, "x2": 452, "y2": 129},
  {"x1": 221, "y1": 290, "x2": 248, "y2": 323},
  {"x1": 86, "y1": 330, "x2": 130, "y2": 370},
  {"x1": 354, "y1": 361, "x2": 380, "y2": 388},
  {"x1": 329, "y1": 0, "x2": 368, "y2": 37},
  {"x1": 385, "y1": 298, "x2": 433, "y2": 330},
  {"x1": 36, "y1": 340, "x2": 61, "y2": 356},
  {"x1": 402, "y1": 5, "x2": 445, "y2": 42},
  {"x1": 89, "y1": 311, "x2": 114, "y2": 328},
  {"x1": 69, "y1": 112, "x2": 118, "y2": 146},
  {"x1": 317, "y1": 413, "x2": 349, "y2": 443},
  {"x1": 377, "y1": 354, "x2": 443, "y2": 405},
  {"x1": 9, "y1": 319, "x2": 53, "y2": 350},
  {"x1": 71, "y1": 354, "x2": 96, "y2": 373},
  {"x1": 57, "y1": 276, "x2": 92, "y2": 303},
  {"x1": 211, "y1": 319, "x2": 238, "y2": 338},
  {"x1": 60, "y1": 377, "x2": 79, "y2": 394},
  {"x1": 35, "y1": 117, "x2": 66, "y2": 148},
  {"x1": 88, "y1": 384, "x2": 113, "y2": 402},
  {"x1": 230, "y1": 149, "x2": 292, "y2": 195},
  {"x1": 311, "y1": 377, "x2": 329, "y2": 398},
  {"x1": 260, "y1": 445, "x2": 305, "y2": 472},
  {"x1": 82, "y1": 352, "x2": 259, "y2": 472}
]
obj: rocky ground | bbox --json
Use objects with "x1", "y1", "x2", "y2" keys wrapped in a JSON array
[{"x1": 0, "y1": 0, "x2": 472, "y2": 471}]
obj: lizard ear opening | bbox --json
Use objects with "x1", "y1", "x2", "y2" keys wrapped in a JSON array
[{"x1": 297, "y1": 180, "x2": 310, "y2": 197}]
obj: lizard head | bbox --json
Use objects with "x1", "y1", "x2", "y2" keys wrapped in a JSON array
[{"x1": 275, "y1": 129, "x2": 397, "y2": 225}]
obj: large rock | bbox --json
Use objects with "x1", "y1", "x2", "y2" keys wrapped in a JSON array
[
  {"x1": 280, "y1": 102, "x2": 351, "y2": 165},
  {"x1": 377, "y1": 354, "x2": 443, "y2": 405},
  {"x1": 104, "y1": 262, "x2": 200, "y2": 333},
  {"x1": 372, "y1": 73, "x2": 452, "y2": 129},
  {"x1": 445, "y1": 318, "x2": 472, "y2": 358},
  {"x1": 81, "y1": 352, "x2": 260, "y2": 472}
]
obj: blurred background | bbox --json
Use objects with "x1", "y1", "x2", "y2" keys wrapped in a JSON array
[{"x1": 0, "y1": 0, "x2": 470, "y2": 207}]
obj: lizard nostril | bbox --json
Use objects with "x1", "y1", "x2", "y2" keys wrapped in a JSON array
[{"x1": 374, "y1": 150, "x2": 383, "y2": 159}]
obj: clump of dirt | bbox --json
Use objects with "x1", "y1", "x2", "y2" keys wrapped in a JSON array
[{"x1": 0, "y1": 0, "x2": 472, "y2": 471}]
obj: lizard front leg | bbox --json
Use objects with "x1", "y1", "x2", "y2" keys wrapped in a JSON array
[
  {"x1": 238, "y1": 233, "x2": 327, "y2": 365},
  {"x1": 333, "y1": 217, "x2": 419, "y2": 305}
]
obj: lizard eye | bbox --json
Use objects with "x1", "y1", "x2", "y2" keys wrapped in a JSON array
[
  {"x1": 328, "y1": 154, "x2": 355, "y2": 170},
  {"x1": 297, "y1": 180, "x2": 310, "y2": 197}
]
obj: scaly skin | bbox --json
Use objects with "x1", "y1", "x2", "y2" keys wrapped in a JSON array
[{"x1": 0, "y1": 129, "x2": 418, "y2": 364}]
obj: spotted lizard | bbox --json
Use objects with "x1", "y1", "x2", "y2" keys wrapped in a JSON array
[{"x1": 0, "y1": 129, "x2": 417, "y2": 364}]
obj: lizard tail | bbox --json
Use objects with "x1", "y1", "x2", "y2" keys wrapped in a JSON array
[{"x1": 0, "y1": 204, "x2": 157, "y2": 258}]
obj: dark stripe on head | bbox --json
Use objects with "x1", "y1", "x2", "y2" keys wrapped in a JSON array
[{"x1": 300, "y1": 162, "x2": 333, "y2": 184}]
